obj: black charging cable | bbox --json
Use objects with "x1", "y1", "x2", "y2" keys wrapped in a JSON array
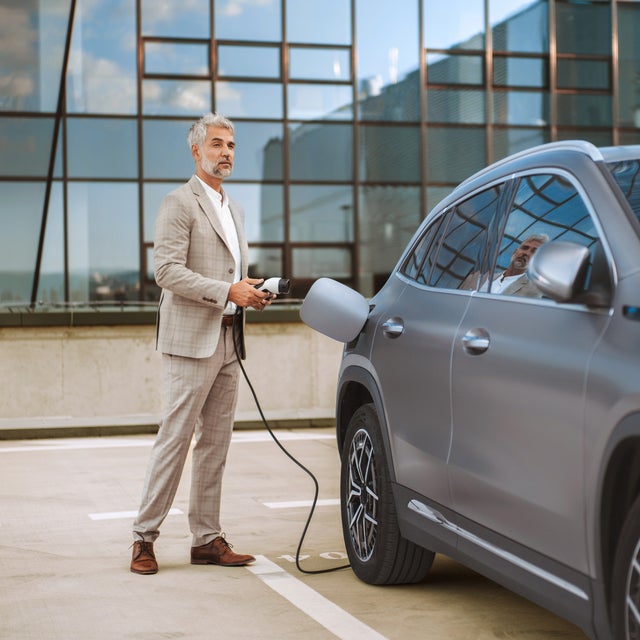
[{"x1": 231, "y1": 309, "x2": 350, "y2": 575}]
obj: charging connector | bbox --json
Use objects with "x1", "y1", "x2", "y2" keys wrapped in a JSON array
[{"x1": 254, "y1": 277, "x2": 290, "y2": 295}]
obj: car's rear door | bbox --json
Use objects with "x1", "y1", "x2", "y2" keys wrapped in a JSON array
[{"x1": 449, "y1": 171, "x2": 612, "y2": 573}]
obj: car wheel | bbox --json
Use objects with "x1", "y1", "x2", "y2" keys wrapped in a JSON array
[
  {"x1": 340, "y1": 403, "x2": 434, "y2": 585},
  {"x1": 612, "y1": 494, "x2": 640, "y2": 639}
]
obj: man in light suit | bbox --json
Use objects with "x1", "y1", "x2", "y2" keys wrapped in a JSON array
[
  {"x1": 130, "y1": 113, "x2": 273, "y2": 575},
  {"x1": 487, "y1": 234, "x2": 549, "y2": 297},
  {"x1": 461, "y1": 234, "x2": 548, "y2": 297}
]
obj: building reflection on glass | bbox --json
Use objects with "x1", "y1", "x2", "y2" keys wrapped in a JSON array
[{"x1": 0, "y1": 0, "x2": 637, "y2": 307}]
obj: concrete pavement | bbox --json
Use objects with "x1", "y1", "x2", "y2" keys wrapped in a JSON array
[{"x1": 0, "y1": 428, "x2": 587, "y2": 639}]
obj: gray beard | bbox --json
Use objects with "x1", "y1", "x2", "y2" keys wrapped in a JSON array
[{"x1": 200, "y1": 156, "x2": 232, "y2": 179}]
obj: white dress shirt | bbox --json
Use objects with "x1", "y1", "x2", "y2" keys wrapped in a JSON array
[
  {"x1": 196, "y1": 176, "x2": 241, "y2": 314},
  {"x1": 489, "y1": 272, "x2": 524, "y2": 294}
]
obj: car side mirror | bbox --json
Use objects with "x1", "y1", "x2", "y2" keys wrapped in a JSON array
[
  {"x1": 528, "y1": 241, "x2": 591, "y2": 304},
  {"x1": 300, "y1": 277, "x2": 370, "y2": 343}
]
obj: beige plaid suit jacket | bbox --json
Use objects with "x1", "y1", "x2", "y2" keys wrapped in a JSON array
[{"x1": 153, "y1": 175, "x2": 248, "y2": 359}]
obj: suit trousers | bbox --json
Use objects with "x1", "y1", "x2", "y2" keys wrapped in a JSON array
[{"x1": 133, "y1": 324, "x2": 240, "y2": 547}]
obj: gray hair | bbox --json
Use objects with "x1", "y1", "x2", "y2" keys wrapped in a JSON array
[
  {"x1": 521, "y1": 233, "x2": 549, "y2": 246},
  {"x1": 187, "y1": 112, "x2": 235, "y2": 149}
]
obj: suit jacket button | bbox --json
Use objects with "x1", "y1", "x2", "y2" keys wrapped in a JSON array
[{"x1": 228, "y1": 268, "x2": 234, "y2": 274}]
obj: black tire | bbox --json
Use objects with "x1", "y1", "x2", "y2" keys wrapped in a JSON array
[
  {"x1": 612, "y1": 494, "x2": 640, "y2": 639},
  {"x1": 340, "y1": 403, "x2": 435, "y2": 585}
]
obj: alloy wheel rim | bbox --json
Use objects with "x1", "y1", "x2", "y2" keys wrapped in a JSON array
[
  {"x1": 345, "y1": 428, "x2": 379, "y2": 562},
  {"x1": 626, "y1": 537, "x2": 640, "y2": 639}
]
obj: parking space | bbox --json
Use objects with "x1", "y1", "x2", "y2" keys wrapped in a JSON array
[{"x1": 0, "y1": 428, "x2": 587, "y2": 639}]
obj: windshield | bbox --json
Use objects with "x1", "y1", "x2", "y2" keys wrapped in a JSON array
[{"x1": 606, "y1": 160, "x2": 640, "y2": 222}]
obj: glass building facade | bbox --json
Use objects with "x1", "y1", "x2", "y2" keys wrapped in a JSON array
[{"x1": 2, "y1": 0, "x2": 640, "y2": 314}]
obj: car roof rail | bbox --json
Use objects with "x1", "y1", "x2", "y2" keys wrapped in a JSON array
[
  {"x1": 458, "y1": 140, "x2": 604, "y2": 188},
  {"x1": 599, "y1": 144, "x2": 640, "y2": 161}
]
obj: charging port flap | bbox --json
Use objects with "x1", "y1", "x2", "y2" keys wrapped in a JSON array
[{"x1": 300, "y1": 277, "x2": 369, "y2": 343}]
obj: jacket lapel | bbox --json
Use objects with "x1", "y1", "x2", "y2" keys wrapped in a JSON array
[
  {"x1": 504, "y1": 275, "x2": 527, "y2": 295},
  {"x1": 189, "y1": 175, "x2": 234, "y2": 255}
]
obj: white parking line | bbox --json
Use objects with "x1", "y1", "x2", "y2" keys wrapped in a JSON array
[
  {"x1": 232, "y1": 432, "x2": 335, "y2": 443},
  {"x1": 248, "y1": 556, "x2": 388, "y2": 640},
  {"x1": 88, "y1": 507, "x2": 183, "y2": 521},
  {"x1": 0, "y1": 440, "x2": 154, "y2": 453},
  {"x1": 89, "y1": 500, "x2": 338, "y2": 521},
  {"x1": 264, "y1": 499, "x2": 340, "y2": 509}
]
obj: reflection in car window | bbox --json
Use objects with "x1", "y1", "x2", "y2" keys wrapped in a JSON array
[
  {"x1": 428, "y1": 185, "x2": 503, "y2": 289},
  {"x1": 484, "y1": 233, "x2": 548, "y2": 298},
  {"x1": 418, "y1": 210, "x2": 454, "y2": 284},
  {"x1": 607, "y1": 160, "x2": 640, "y2": 222},
  {"x1": 501, "y1": 174, "x2": 597, "y2": 253},
  {"x1": 494, "y1": 173, "x2": 602, "y2": 297},
  {"x1": 401, "y1": 214, "x2": 446, "y2": 283}
]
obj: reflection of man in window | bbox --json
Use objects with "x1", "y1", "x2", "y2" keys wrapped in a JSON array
[
  {"x1": 460, "y1": 233, "x2": 549, "y2": 298},
  {"x1": 484, "y1": 233, "x2": 549, "y2": 297}
]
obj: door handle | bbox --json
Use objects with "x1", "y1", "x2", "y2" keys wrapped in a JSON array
[
  {"x1": 462, "y1": 328, "x2": 490, "y2": 354},
  {"x1": 382, "y1": 317, "x2": 404, "y2": 338}
]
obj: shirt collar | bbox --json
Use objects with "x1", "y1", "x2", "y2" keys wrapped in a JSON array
[{"x1": 195, "y1": 175, "x2": 228, "y2": 208}]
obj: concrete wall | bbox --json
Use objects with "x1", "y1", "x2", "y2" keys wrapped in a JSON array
[{"x1": 0, "y1": 322, "x2": 344, "y2": 436}]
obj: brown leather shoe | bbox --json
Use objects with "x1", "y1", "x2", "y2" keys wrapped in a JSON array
[
  {"x1": 191, "y1": 535, "x2": 255, "y2": 567},
  {"x1": 130, "y1": 540, "x2": 158, "y2": 574}
]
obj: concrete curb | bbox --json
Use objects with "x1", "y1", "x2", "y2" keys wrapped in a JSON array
[{"x1": 0, "y1": 413, "x2": 335, "y2": 440}]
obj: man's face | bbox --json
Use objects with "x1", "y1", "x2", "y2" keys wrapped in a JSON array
[
  {"x1": 193, "y1": 125, "x2": 235, "y2": 179},
  {"x1": 509, "y1": 239, "x2": 543, "y2": 274}
]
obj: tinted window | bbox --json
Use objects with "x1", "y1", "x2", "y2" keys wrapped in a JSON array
[
  {"x1": 216, "y1": 82, "x2": 284, "y2": 119},
  {"x1": 427, "y1": 184, "x2": 504, "y2": 289},
  {"x1": 288, "y1": 0, "x2": 351, "y2": 45},
  {"x1": 289, "y1": 124, "x2": 352, "y2": 182},
  {"x1": 142, "y1": 0, "x2": 209, "y2": 38},
  {"x1": 0, "y1": 182, "x2": 47, "y2": 301},
  {"x1": 217, "y1": 45, "x2": 281, "y2": 79},
  {"x1": 401, "y1": 214, "x2": 446, "y2": 283},
  {"x1": 67, "y1": 118, "x2": 138, "y2": 178},
  {"x1": 144, "y1": 42, "x2": 209, "y2": 76},
  {"x1": 359, "y1": 125, "x2": 420, "y2": 182},
  {"x1": 491, "y1": 173, "x2": 602, "y2": 297},
  {"x1": 289, "y1": 185, "x2": 353, "y2": 242},
  {"x1": 0, "y1": 117, "x2": 55, "y2": 177},
  {"x1": 607, "y1": 160, "x2": 640, "y2": 222},
  {"x1": 214, "y1": 0, "x2": 280, "y2": 41},
  {"x1": 290, "y1": 47, "x2": 351, "y2": 81},
  {"x1": 501, "y1": 173, "x2": 597, "y2": 257}
]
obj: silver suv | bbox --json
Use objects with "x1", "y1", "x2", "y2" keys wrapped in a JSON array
[{"x1": 301, "y1": 141, "x2": 640, "y2": 640}]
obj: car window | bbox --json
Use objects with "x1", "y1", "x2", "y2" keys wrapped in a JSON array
[
  {"x1": 606, "y1": 159, "x2": 640, "y2": 222},
  {"x1": 425, "y1": 184, "x2": 505, "y2": 290},
  {"x1": 400, "y1": 214, "x2": 446, "y2": 284},
  {"x1": 488, "y1": 173, "x2": 604, "y2": 298}
]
